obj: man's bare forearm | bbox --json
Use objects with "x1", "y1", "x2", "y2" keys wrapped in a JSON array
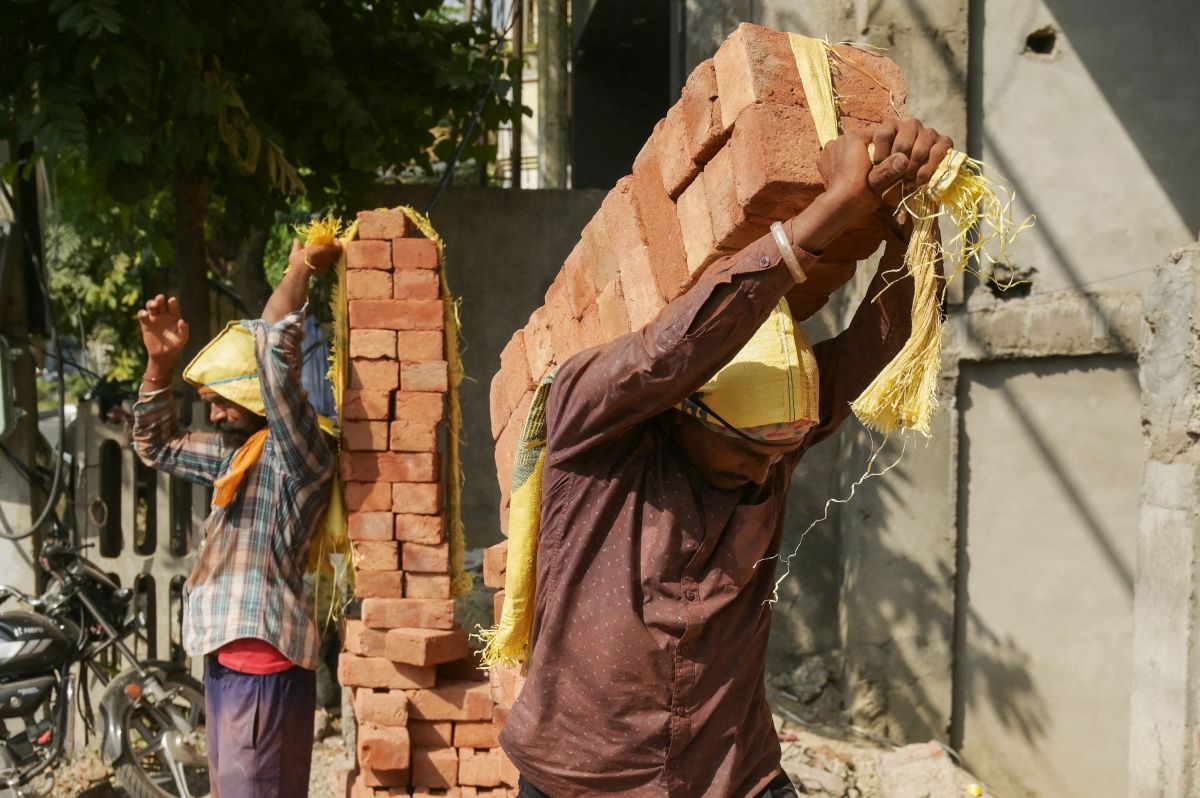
[{"x1": 262, "y1": 266, "x2": 311, "y2": 324}]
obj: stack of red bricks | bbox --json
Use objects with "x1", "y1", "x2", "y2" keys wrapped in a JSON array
[
  {"x1": 485, "y1": 23, "x2": 909, "y2": 661},
  {"x1": 338, "y1": 208, "x2": 519, "y2": 796}
]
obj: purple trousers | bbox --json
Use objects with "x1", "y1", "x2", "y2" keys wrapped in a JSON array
[{"x1": 204, "y1": 657, "x2": 316, "y2": 798}]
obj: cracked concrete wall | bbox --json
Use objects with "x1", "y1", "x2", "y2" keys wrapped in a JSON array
[{"x1": 1130, "y1": 244, "x2": 1200, "y2": 798}]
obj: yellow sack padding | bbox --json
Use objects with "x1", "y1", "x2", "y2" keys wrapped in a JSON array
[
  {"x1": 183, "y1": 323, "x2": 265, "y2": 414},
  {"x1": 693, "y1": 298, "x2": 820, "y2": 437},
  {"x1": 477, "y1": 371, "x2": 554, "y2": 668},
  {"x1": 789, "y1": 34, "x2": 1030, "y2": 436},
  {"x1": 789, "y1": 34, "x2": 840, "y2": 146}
]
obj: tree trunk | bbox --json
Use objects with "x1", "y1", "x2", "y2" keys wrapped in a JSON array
[
  {"x1": 228, "y1": 227, "x2": 272, "y2": 316},
  {"x1": 173, "y1": 171, "x2": 212, "y2": 364}
]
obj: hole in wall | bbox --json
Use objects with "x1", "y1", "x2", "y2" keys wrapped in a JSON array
[
  {"x1": 1023, "y1": 26, "x2": 1059, "y2": 57},
  {"x1": 987, "y1": 263, "x2": 1036, "y2": 299}
]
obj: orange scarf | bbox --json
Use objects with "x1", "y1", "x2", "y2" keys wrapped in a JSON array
[{"x1": 212, "y1": 428, "x2": 270, "y2": 508}]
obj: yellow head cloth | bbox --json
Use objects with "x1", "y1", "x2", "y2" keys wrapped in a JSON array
[
  {"x1": 183, "y1": 322, "x2": 265, "y2": 415},
  {"x1": 685, "y1": 299, "x2": 820, "y2": 442}
]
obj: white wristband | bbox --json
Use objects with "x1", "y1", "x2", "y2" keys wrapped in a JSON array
[{"x1": 770, "y1": 221, "x2": 807, "y2": 284}]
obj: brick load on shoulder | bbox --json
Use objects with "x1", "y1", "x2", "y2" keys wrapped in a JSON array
[
  {"x1": 486, "y1": 23, "x2": 908, "y2": 514},
  {"x1": 340, "y1": 208, "x2": 520, "y2": 797}
]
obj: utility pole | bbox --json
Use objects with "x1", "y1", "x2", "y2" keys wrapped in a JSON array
[
  {"x1": 537, "y1": 0, "x2": 569, "y2": 188},
  {"x1": 0, "y1": 144, "x2": 46, "y2": 593},
  {"x1": 510, "y1": 0, "x2": 523, "y2": 189}
]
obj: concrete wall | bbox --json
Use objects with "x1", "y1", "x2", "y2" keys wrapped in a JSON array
[
  {"x1": 958, "y1": 356, "x2": 1140, "y2": 797},
  {"x1": 364, "y1": 186, "x2": 605, "y2": 551}
]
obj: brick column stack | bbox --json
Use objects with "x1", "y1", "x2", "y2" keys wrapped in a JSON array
[
  {"x1": 338, "y1": 208, "x2": 520, "y2": 797},
  {"x1": 484, "y1": 24, "x2": 909, "y2": 676}
]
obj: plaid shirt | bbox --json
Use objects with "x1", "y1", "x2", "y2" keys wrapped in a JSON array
[{"x1": 132, "y1": 310, "x2": 333, "y2": 670}]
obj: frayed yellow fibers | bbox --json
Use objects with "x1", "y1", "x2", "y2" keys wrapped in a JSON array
[{"x1": 788, "y1": 35, "x2": 1031, "y2": 436}]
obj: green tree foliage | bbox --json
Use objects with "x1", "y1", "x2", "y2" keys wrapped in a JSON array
[{"x1": 1, "y1": 0, "x2": 520, "y2": 382}]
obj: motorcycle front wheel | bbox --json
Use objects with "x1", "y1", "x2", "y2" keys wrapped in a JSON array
[{"x1": 113, "y1": 672, "x2": 210, "y2": 798}]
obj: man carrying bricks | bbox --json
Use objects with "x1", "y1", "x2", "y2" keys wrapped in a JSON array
[
  {"x1": 499, "y1": 118, "x2": 952, "y2": 797},
  {"x1": 132, "y1": 238, "x2": 342, "y2": 797}
]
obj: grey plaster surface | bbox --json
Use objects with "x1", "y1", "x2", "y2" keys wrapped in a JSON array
[{"x1": 957, "y1": 356, "x2": 1140, "y2": 797}]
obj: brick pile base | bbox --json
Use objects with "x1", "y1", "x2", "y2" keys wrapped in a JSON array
[
  {"x1": 485, "y1": 23, "x2": 910, "y2": 707},
  {"x1": 337, "y1": 208, "x2": 519, "y2": 797}
]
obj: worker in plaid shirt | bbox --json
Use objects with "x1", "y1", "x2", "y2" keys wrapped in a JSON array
[{"x1": 132, "y1": 238, "x2": 341, "y2": 797}]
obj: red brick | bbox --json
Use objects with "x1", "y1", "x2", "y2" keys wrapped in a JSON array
[
  {"x1": 397, "y1": 330, "x2": 445, "y2": 362},
  {"x1": 393, "y1": 238, "x2": 440, "y2": 270},
  {"x1": 337, "y1": 654, "x2": 436, "y2": 689},
  {"x1": 658, "y1": 104, "x2": 701, "y2": 200},
  {"x1": 410, "y1": 721, "x2": 454, "y2": 747},
  {"x1": 355, "y1": 688, "x2": 410, "y2": 726},
  {"x1": 483, "y1": 541, "x2": 507, "y2": 588},
  {"x1": 405, "y1": 573, "x2": 452, "y2": 599},
  {"x1": 348, "y1": 511, "x2": 395, "y2": 541},
  {"x1": 344, "y1": 620, "x2": 389, "y2": 657},
  {"x1": 713, "y1": 23, "x2": 807, "y2": 132},
  {"x1": 492, "y1": 704, "x2": 510, "y2": 730},
  {"x1": 458, "y1": 748, "x2": 501, "y2": 787},
  {"x1": 454, "y1": 722, "x2": 500, "y2": 749},
  {"x1": 563, "y1": 302, "x2": 604, "y2": 363},
  {"x1": 347, "y1": 239, "x2": 392, "y2": 270},
  {"x1": 395, "y1": 391, "x2": 446, "y2": 425},
  {"x1": 355, "y1": 570, "x2": 404, "y2": 599},
  {"x1": 392, "y1": 482, "x2": 442, "y2": 515},
  {"x1": 659, "y1": 60, "x2": 726, "y2": 199},
  {"x1": 829, "y1": 44, "x2": 907, "y2": 123},
  {"x1": 359, "y1": 768, "x2": 409, "y2": 790},
  {"x1": 359, "y1": 723, "x2": 411, "y2": 772},
  {"x1": 343, "y1": 420, "x2": 390, "y2": 452},
  {"x1": 347, "y1": 270, "x2": 394, "y2": 300},
  {"x1": 601, "y1": 178, "x2": 666, "y2": 330},
  {"x1": 350, "y1": 329, "x2": 398, "y2": 360},
  {"x1": 595, "y1": 275, "x2": 631, "y2": 340},
  {"x1": 632, "y1": 138, "x2": 689, "y2": 304},
  {"x1": 386, "y1": 627, "x2": 470, "y2": 666},
  {"x1": 488, "y1": 664, "x2": 525, "y2": 712},
  {"x1": 704, "y1": 144, "x2": 772, "y2": 252},
  {"x1": 361, "y1": 598, "x2": 455, "y2": 630},
  {"x1": 522, "y1": 308, "x2": 556, "y2": 383},
  {"x1": 410, "y1": 747, "x2": 458, "y2": 789},
  {"x1": 342, "y1": 390, "x2": 392, "y2": 421},
  {"x1": 350, "y1": 358, "x2": 400, "y2": 391},
  {"x1": 350, "y1": 300, "x2": 445, "y2": 331},
  {"x1": 346, "y1": 481, "x2": 393, "y2": 512},
  {"x1": 402, "y1": 361, "x2": 449, "y2": 393},
  {"x1": 395, "y1": 514, "x2": 444, "y2": 544},
  {"x1": 394, "y1": 269, "x2": 441, "y2": 300},
  {"x1": 729, "y1": 102, "x2": 823, "y2": 220},
  {"x1": 408, "y1": 680, "x2": 495, "y2": 721},
  {"x1": 403, "y1": 542, "x2": 450, "y2": 573},
  {"x1": 493, "y1": 590, "x2": 505, "y2": 624},
  {"x1": 489, "y1": 332, "x2": 533, "y2": 441},
  {"x1": 389, "y1": 419, "x2": 439, "y2": 453},
  {"x1": 357, "y1": 209, "x2": 410, "y2": 240},
  {"x1": 676, "y1": 170, "x2": 722, "y2": 280},
  {"x1": 341, "y1": 452, "x2": 437, "y2": 483},
  {"x1": 560, "y1": 243, "x2": 596, "y2": 320},
  {"x1": 352, "y1": 541, "x2": 399, "y2": 570},
  {"x1": 498, "y1": 748, "x2": 519, "y2": 787},
  {"x1": 579, "y1": 209, "x2": 622, "y2": 290}
]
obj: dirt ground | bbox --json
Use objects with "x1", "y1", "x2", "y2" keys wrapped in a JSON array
[{"x1": 47, "y1": 705, "x2": 992, "y2": 798}]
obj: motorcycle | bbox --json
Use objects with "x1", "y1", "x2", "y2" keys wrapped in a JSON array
[{"x1": 0, "y1": 541, "x2": 209, "y2": 798}]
